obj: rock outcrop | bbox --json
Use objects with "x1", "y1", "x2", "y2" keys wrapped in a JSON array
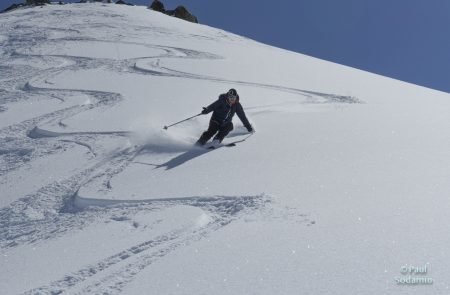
[{"x1": 149, "y1": 0, "x2": 198, "y2": 23}]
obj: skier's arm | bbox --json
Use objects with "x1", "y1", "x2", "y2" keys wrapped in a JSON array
[
  {"x1": 236, "y1": 103, "x2": 253, "y2": 132},
  {"x1": 202, "y1": 99, "x2": 221, "y2": 114}
]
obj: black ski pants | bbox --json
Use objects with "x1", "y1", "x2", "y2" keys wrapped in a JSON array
[{"x1": 197, "y1": 120, "x2": 233, "y2": 145}]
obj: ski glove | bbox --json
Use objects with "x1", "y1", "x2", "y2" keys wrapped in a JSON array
[
  {"x1": 247, "y1": 125, "x2": 255, "y2": 133},
  {"x1": 201, "y1": 107, "x2": 208, "y2": 115}
]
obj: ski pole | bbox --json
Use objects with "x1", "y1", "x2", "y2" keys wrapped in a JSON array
[{"x1": 163, "y1": 113, "x2": 202, "y2": 130}]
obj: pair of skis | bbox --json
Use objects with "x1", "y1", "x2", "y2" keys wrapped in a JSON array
[
  {"x1": 206, "y1": 142, "x2": 236, "y2": 150},
  {"x1": 205, "y1": 133, "x2": 254, "y2": 150}
]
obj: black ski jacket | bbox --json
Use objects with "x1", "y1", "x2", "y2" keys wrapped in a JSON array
[{"x1": 203, "y1": 94, "x2": 252, "y2": 131}]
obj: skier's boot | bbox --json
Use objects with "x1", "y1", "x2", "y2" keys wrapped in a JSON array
[
  {"x1": 211, "y1": 138, "x2": 221, "y2": 147},
  {"x1": 195, "y1": 138, "x2": 206, "y2": 146},
  {"x1": 211, "y1": 134, "x2": 225, "y2": 147}
]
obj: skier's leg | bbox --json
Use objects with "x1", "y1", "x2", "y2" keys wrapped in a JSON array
[
  {"x1": 196, "y1": 121, "x2": 220, "y2": 145},
  {"x1": 214, "y1": 122, "x2": 233, "y2": 143}
]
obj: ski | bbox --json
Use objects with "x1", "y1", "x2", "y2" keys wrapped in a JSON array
[
  {"x1": 207, "y1": 142, "x2": 236, "y2": 150},
  {"x1": 203, "y1": 133, "x2": 253, "y2": 150}
]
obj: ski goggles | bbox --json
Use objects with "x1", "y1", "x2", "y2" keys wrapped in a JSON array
[{"x1": 227, "y1": 94, "x2": 237, "y2": 102}]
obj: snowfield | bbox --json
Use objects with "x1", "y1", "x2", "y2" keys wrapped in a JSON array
[{"x1": 1, "y1": 3, "x2": 450, "y2": 294}]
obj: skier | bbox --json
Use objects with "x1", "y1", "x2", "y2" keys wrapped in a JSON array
[{"x1": 196, "y1": 89, "x2": 254, "y2": 147}]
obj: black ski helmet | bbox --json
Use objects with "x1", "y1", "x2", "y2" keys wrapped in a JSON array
[{"x1": 227, "y1": 88, "x2": 238, "y2": 99}]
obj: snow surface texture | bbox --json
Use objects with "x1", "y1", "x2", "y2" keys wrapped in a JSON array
[{"x1": 1, "y1": 3, "x2": 450, "y2": 295}]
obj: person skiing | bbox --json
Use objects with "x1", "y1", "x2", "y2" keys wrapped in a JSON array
[{"x1": 196, "y1": 88, "x2": 254, "y2": 147}]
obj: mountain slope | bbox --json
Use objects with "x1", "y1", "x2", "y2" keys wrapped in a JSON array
[{"x1": 1, "y1": 3, "x2": 449, "y2": 294}]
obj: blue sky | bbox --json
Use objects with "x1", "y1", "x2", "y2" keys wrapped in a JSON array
[{"x1": 2, "y1": 0, "x2": 450, "y2": 93}]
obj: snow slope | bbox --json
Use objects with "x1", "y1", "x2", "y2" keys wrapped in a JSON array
[{"x1": 1, "y1": 3, "x2": 450, "y2": 294}]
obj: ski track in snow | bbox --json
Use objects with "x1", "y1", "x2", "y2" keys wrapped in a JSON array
[
  {"x1": 22, "y1": 196, "x2": 273, "y2": 295},
  {"x1": 0, "y1": 7, "x2": 320, "y2": 293}
]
